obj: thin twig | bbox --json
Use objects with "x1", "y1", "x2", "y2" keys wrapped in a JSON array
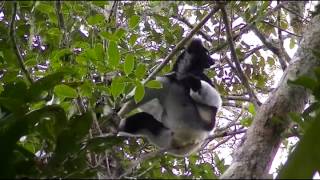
[
  {"x1": 220, "y1": 4, "x2": 261, "y2": 108},
  {"x1": 118, "y1": 149, "x2": 166, "y2": 178},
  {"x1": 262, "y1": 20, "x2": 301, "y2": 38},
  {"x1": 209, "y1": 136, "x2": 233, "y2": 151},
  {"x1": 282, "y1": 5, "x2": 309, "y2": 24},
  {"x1": 249, "y1": 24, "x2": 289, "y2": 70},
  {"x1": 209, "y1": 1, "x2": 289, "y2": 55},
  {"x1": 223, "y1": 95, "x2": 251, "y2": 102},
  {"x1": 172, "y1": 14, "x2": 213, "y2": 42},
  {"x1": 210, "y1": 128, "x2": 247, "y2": 139},
  {"x1": 201, "y1": 129, "x2": 247, "y2": 151},
  {"x1": 210, "y1": 24, "x2": 250, "y2": 54},
  {"x1": 9, "y1": 1, "x2": 34, "y2": 84},
  {"x1": 55, "y1": 0, "x2": 68, "y2": 49},
  {"x1": 242, "y1": 45, "x2": 265, "y2": 61},
  {"x1": 28, "y1": 1, "x2": 36, "y2": 50}
]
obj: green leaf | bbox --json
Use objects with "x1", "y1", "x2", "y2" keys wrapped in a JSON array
[
  {"x1": 30, "y1": 105, "x2": 68, "y2": 139},
  {"x1": 289, "y1": 38, "x2": 296, "y2": 49},
  {"x1": 134, "y1": 82, "x2": 145, "y2": 103},
  {"x1": 79, "y1": 81, "x2": 93, "y2": 98},
  {"x1": 199, "y1": 163, "x2": 217, "y2": 179},
  {"x1": 124, "y1": 54, "x2": 135, "y2": 75},
  {"x1": 68, "y1": 111, "x2": 93, "y2": 140},
  {"x1": 28, "y1": 72, "x2": 64, "y2": 102},
  {"x1": 128, "y1": 15, "x2": 140, "y2": 29},
  {"x1": 240, "y1": 117, "x2": 253, "y2": 127},
  {"x1": 54, "y1": 84, "x2": 78, "y2": 99},
  {"x1": 129, "y1": 34, "x2": 138, "y2": 46},
  {"x1": 87, "y1": 14, "x2": 105, "y2": 25},
  {"x1": 248, "y1": 103, "x2": 256, "y2": 115},
  {"x1": 1, "y1": 80, "x2": 28, "y2": 102},
  {"x1": 0, "y1": 97, "x2": 25, "y2": 115},
  {"x1": 24, "y1": 58, "x2": 37, "y2": 67},
  {"x1": 2, "y1": 70, "x2": 19, "y2": 83},
  {"x1": 251, "y1": 55, "x2": 258, "y2": 65},
  {"x1": 146, "y1": 80, "x2": 162, "y2": 89},
  {"x1": 94, "y1": 43, "x2": 105, "y2": 61},
  {"x1": 280, "y1": 20, "x2": 288, "y2": 29},
  {"x1": 100, "y1": 31, "x2": 115, "y2": 41},
  {"x1": 35, "y1": 2, "x2": 55, "y2": 15},
  {"x1": 288, "y1": 75, "x2": 317, "y2": 91},
  {"x1": 267, "y1": 57, "x2": 275, "y2": 66},
  {"x1": 47, "y1": 27, "x2": 62, "y2": 38},
  {"x1": 110, "y1": 77, "x2": 125, "y2": 99},
  {"x1": 114, "y1": 28, "x2": 127, "y2": 39},
  {"x1": 135, "y1": 64, "x2": 147, "y2": 79},
  {"x1": 108, "y1": 41, "x2": 120, "y2": 68},
  {"x1": 52, "y1": 48, "x2": 72, "y2": 62},
  {"x1": 85, "y1": 136, "x2": 123, "y2": 153},
  {"x1": 278, "y1": 116, "x2": 320, "y2": 179}
]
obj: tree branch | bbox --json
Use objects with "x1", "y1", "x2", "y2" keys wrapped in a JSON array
[
  {"x1": 224, "y1": 95, "x2": 251, "y2": 102},
  {"x1": 210, "y1": 129, "x2": 247, "y2": 140},
  {"x1": 55, "y1": 0, "x2": 68, "y2": 49},
  {"x1": 262, "y1": 20, "x2": 302, "y2": 38},
  {"x1": 220, "y1": 4, "x2": 261, "y2": 108},
  {"x1": 210, "y1": 1, "x2": 289, "y2": 54},
  {"x1": 9, "y1": 1, "x2": 33, "y2": 84},
  {"x1": 220, "y1": 14, "x2": 320, "y2": 179},
  {"x1": 172, "y1": 14, "x2": 213, "y2": 42},
  {"x1": 249, "y1": 23, "x2": 290, "y2": 70}
]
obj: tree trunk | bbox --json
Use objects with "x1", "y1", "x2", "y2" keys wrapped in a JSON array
[{"x1": 220, "y1": 14, "x2": 320, "y2": 179}]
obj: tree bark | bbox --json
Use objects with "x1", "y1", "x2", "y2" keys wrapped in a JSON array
[{"x1": 220, "y1": 14, "x2": 320, "y2": 179}]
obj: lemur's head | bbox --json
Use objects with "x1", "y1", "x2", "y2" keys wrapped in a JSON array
[{"x1": 173, "y1": 39, "x2": 214, "y2": 75}]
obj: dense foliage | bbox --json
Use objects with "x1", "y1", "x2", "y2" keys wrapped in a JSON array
[{"x1": 0, "y1": 1, "x2": 319, "y2": 179}]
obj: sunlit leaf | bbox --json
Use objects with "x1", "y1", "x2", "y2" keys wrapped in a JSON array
[
  {"x1": 248, "y1": 103, "x2": 256, "y2": 115},
  {"x1": 124, "y1": 54, "x2": 135, "y2": 75},
  {"x1": 108, "y1": 41, "x2": 120, "y2": 68},
  {"x1": 128, "y1": 15, "x2": 140, "y2": 29},
  {"x1": 54, "y1": 84, "x2": 78, "y2": 99},
  {"x1": 135, "y1": 64, "x2": 146, "y2": 79},
  {"x1": 134, "y1": 82, "x2": 145, "y2": 103},
  {"x1": 129, "y1": 34, "x2": 138, "y2": 46},
  {"x1": 115, "y1": 28, "x2": 127, "y2": 39},
  {"x1": 111, "y1": 77, "x2": 125, "y2": 99},
  {"x1": 289, "y1": 38, "x2": 296, "y2": 49},
  {"x1": 146, "y1": 80, "x2": 162, "y2": 89},
  {"x1": 87, "y1": 14, "x2": 105, "y2": 25}
]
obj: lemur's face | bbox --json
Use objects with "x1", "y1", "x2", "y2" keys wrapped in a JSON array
[{"x1": 174, "y1": 39, "x2": 214, "y2": 74}]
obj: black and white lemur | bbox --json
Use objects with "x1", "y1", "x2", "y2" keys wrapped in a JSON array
[{"x1": 118, "y1": 39, "x2": 222, "y2": 157}]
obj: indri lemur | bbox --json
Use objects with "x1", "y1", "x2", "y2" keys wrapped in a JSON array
[{"x1": 118, "y1": 39, "x2": 222, "y2": 157}]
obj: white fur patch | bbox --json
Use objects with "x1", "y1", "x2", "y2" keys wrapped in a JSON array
[
  {"x1": 138, "y1": 99, "x2": 163, "y2": 121},
  {"x1": 177, "y1": 53, "x2": 192, "y2": 79},
  {"x1": 190, "y1": 80, "x2": 222, "y2": 108}
]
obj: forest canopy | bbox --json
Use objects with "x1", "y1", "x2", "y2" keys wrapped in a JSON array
[{"x1": 0, "y1": 1, "x2": 320, "y2": 179}]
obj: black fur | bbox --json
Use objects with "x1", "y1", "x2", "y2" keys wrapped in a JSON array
[
  {"x1": 119, "y1": 39, "x2": 220, "y2": 156},
  {"x1": 125, "y1": 38, "x2": 215, "y2": 133},
  {"x1": 120, "y1": 112, "x2": 168, "y2": 136},
  {"x1": 172, "y1": 39, "x2": 214, "y2": 88},
  {"x1": 173, "y1": 39, "x2": 214, "y2": 75}
]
